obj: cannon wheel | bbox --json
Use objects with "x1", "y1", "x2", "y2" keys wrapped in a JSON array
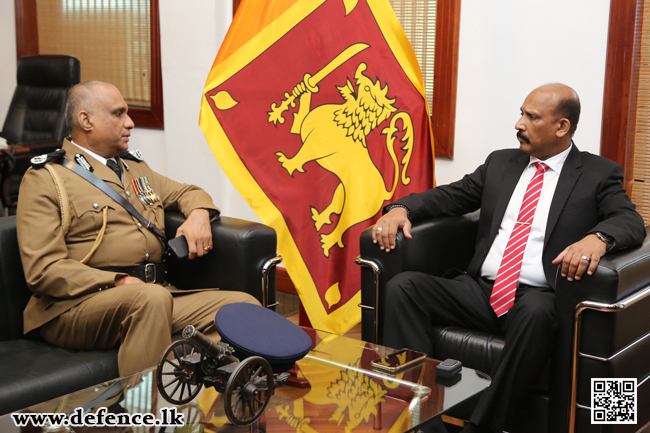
[
  {"x1": 174, "y1": 403, "x2": 206, "y2": 433},
  {"x1": 223, "y1": 356, "x2": 273, "y2": 426},
  {"x1": 156, "y1": 340, "x2": 204, "y2": 405}
]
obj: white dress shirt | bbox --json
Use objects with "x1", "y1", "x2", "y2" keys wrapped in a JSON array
[{"x1": 481, "y1": 145, "x2": 572, "y2": 287}]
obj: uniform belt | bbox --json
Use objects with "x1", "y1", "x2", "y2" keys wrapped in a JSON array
[{"x1": 101, "y1": 263, "x2": 166, "y2": 284}]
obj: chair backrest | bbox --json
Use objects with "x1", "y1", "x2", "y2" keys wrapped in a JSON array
[
  {"x1": 1, "y1": 55, "x2": 80, "y2": 144},
  {"x1": 0, "y1": 216, "x2": 30, "y2": 341}
]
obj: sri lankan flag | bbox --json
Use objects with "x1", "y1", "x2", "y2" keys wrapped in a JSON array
[{"x1": 200, "y1": 0, "x2": 434, "y2": 334}]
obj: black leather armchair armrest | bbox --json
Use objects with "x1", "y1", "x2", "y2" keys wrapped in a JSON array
[
  {"x1": 550, "y1": 229, "x2": 650, "y2": 432},
  {"x1": 357, "y1": 211, "x2": 480, "y2": 343},
  {"x1": 164, "y1": 211, "x2": 280, "y2": 308}
]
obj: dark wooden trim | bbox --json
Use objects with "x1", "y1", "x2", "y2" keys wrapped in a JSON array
[
  {"x1": 14, "y1": 0, "x2": 164, "y2": 130},
  {"x1": 432, "y1": 0, "x2": 461, "y2": 159},
  {"x1": 601, "y1": 0, "x2": 644, "y2": 192},
  {"x1": 15, "y1": 0, "x2": 39, "y2": 59},
  {"x1": 276, "y1": 267, "x2": 298, "y2": 295},
  {"x1": 298, "y1": 301, "x2": 313, "y2": 328},
  {"x1": 276, "y1": 267, "x2": 313, "y2": 327},
  {"x1": 129, "y1": 0, "x2": 164, "y2": 129}
]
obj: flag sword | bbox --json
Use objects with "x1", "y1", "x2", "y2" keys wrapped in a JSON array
[{"x1": 268, "y1": 43, "x2": 370, "y2": 125}]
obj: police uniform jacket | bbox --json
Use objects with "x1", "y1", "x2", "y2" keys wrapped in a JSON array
[{"x1": 17, "y1": 138, "x2": 220, "y2": 334}]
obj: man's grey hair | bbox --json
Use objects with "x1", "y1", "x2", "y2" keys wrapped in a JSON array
[{"x1": 65, "y1": 80, "x2": 115, "y2": 134}]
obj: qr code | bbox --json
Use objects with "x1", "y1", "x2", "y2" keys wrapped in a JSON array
[{"x1": 592, "y1": 378, "x2": 637, "y2": 424}]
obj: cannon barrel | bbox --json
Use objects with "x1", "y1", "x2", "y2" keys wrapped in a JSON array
[{"x1": 182, "y1": 325, "x2": 229, "y2": 360}]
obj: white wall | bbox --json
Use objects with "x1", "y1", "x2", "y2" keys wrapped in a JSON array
[
  {"x1": 0, "y1": 0, "x2": 612, "y2": 218},
  {"x1": 436, "y1": 0, "x2": 611, "y2": 185},
  {"x1": 133, "y1": 0, "x2": 260, "y2": 223},
  {"x1": 0, "y1": 1, "x2": 17, "y2": 125}
]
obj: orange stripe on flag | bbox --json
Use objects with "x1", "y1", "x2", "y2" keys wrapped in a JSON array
[{"x1": 215, "y1": 0, "x2": 300, "y2": 65}]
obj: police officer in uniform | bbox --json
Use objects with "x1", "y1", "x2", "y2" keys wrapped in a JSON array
[{"x1": 16, "y1": 80, "x2": 259, "y2": 377}]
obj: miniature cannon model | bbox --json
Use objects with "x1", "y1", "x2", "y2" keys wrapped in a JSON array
[
  {"x1": 156, "y1": 325, "x2": 288, "y2": 426},
  {"x1": 156, "y1": 303, "x2": 313, "y2": 426}
]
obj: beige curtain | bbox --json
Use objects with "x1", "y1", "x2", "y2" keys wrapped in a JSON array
[
  {"x1": 631, "y1": 1, "x2": 650, "y2": 223},
  {"x1": 389, "y1": 0, "x2": 437, "y2": 114},
  {"x1": 36, "y1": 0, "x2": 152, "y2": 108}
]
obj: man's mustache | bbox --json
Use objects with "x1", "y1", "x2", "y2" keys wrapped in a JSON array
[{"x1": 517, "y1": 130, "x2": 530, "y2": 144}]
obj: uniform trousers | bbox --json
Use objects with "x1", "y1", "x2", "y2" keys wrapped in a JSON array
[
  {"x1": 383, "y1": 272, "x2": 557, "y2": 433},
  {"x1": 39, "y1": 284, "x2": 259, "y2": 377}
]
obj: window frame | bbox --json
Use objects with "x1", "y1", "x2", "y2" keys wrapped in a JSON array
[
  {"x1": 600, "y1": 0, "x2": 645, "y2": 193},
  {"x1": 14, "y1": 0, "x2": 164, "y2": 129},
  {"x1": 232, "y1": 0, "x2": 461, "y2": 158}
]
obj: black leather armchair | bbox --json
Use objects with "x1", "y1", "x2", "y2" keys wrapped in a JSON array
[
  {"x1": 357, "y1": 213, "x2": 650, "y2": 433},
  {"x1": 164, "y1": 212, "x2": 280, "y2": 308},
  {"x1": 0, "y1": 211, "x2": 280, "y2": 415},
  {"x1": 1, "y1": 55, "x2": 80, "y2": 208}
]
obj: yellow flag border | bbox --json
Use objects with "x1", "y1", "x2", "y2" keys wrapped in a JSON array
[{"x1": 200, "y1": 0, "x2": 430, "y2": 334}]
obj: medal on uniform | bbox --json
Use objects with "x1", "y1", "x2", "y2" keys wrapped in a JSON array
[
  {"x1": 74, "y1": 154, "x2": 94, "y2": 172},
  {"x1": 132, "y1": 176, "x2": 160, "y2": 206}
]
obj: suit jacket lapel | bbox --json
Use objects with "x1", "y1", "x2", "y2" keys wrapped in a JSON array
[
  {"x1": 545, "y1": 144, "x2": 583, "y2": 247},
  {"x1": 488, "y1": 153, "x2": 529, "y2": 242}
]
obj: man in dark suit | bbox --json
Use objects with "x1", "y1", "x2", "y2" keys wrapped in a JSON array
[{"x1": 372, "y1": 83, "x2": 646, "y2": 433}]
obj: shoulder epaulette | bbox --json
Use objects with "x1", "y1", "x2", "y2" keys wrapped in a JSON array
[
  {"x1": 30, "y1": 149, "x2": 66, "y2": 169},
  {"x1": 119, "y1": 149, "x2": 144, "y2": 162}
]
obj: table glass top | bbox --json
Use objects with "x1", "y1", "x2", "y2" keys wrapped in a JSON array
[{"x1": 1, "y1": 328, "x2": 489, "y2": 433}]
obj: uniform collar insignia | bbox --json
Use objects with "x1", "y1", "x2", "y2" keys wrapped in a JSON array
[{"x1": 75, "y1": 154, "x2": 94, "y2": 172}]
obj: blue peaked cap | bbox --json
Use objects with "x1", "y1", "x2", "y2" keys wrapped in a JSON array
[{"x1": 215, "y1": 303, "x2": 313, "y2": 373}]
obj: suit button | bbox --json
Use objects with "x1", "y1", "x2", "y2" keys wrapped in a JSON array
[
  {"x1": 93, "y1": 203, "x2": 99, "y2": 209},
  {"x1": 137, "y1": 223, "x2": 142, "y2": 228},
  {"x1": 126, "y1": 191, "x2": 131, "y2": 197},
  {"x1": 145, "y1": 253, "x2": 150, "y2": 260}
]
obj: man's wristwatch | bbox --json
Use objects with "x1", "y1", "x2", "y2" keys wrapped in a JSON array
[
  {"x1": 383, "y1": 204, "x2": 411, "y2": 219},
  {"x1": 593, "y1": 231, "x2": 614, "y2": 251},
  {"x1": 594, "y1": 231, "x2": 611, "y2": 245}
]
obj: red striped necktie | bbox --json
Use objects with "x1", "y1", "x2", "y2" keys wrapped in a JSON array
[{"x1": 490, "y1": 162, "x2": 549, "y2": 317}]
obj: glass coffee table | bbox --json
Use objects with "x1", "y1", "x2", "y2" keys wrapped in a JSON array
[{"x1": 0, "y1": 328, "x2": 489, "y2": 432}]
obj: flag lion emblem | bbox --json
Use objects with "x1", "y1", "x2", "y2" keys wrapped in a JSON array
[{"x1": 270, "y1": 55, "x2": 414, "y2": 258}]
